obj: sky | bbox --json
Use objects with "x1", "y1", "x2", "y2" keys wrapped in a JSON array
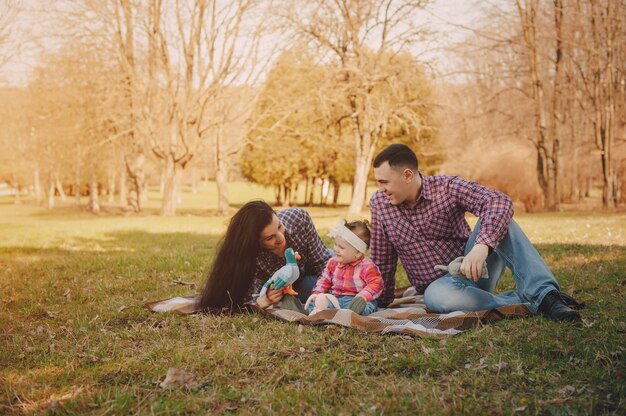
[{"x1": 0, "y1": 0, "x2": 485, "y2": 87}]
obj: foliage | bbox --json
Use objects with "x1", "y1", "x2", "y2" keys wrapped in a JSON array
[
  {"x1": 243, "y1": 51, "x2": 338, "y2": 187},
  {"x1": 243, "y1": 49, "x2": 441, "y2": 193}
]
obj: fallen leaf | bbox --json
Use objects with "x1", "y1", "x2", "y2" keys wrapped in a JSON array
[
  {"x1": 159, "y1": 367, "x2": 198, "y2": 389},
  {"x1": 559, "y1": 385, "x2": 576, "y2": 395},
  {"x1": 491, "y1": 362, "x2": 509, "y2": 372}
]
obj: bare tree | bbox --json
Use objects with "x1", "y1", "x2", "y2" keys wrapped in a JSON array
[
  {"x1": 0, "y1": 0, "x2": 22, "y2": 73},
  {"x1": 570, "y1": 0, "x2": 624, "y2": 208},
  {"x1": 515, "y1": 0, "x2": 562, "y2": 211},
  {"x1": 112, "y1": 0, "x2": 145, "y2": 212},
  {"x1": 144, "y1": 0, "x2": 265, "y2": 216}
]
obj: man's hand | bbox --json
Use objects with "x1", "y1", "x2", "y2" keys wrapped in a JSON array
[
  {"x1": 460, "y1": 244, "x2": 489, "y2": 281},
  {"x1": 266, "y1": 287, "x2": 284, "y2": 304}
]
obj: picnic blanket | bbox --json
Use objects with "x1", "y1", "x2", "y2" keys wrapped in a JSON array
[{"x1": 145, "y1": 288, "x2": 531, "y2": 339}]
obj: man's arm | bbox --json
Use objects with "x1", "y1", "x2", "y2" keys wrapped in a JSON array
[
  {"x1": 369, "y1": 195, "x2": 398, "y2": 307},
  {"x1": 448, "y1": 177, "x2": 514, "y2": 280}
]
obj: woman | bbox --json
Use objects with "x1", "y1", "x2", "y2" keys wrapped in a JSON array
[{"x1": 198, "y1": 200, "x2": 332, "y2": 312}]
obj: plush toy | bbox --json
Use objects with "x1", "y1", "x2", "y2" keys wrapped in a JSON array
[
  {"x1": 256, "y1": 248, "x2": 300, "y2": 309},
  {"x1": 304, "y1": 293, "x2": 340, "y2": 315},
  {"x1": 434, "y1": 256, "x2": 489, "y2": 279}
]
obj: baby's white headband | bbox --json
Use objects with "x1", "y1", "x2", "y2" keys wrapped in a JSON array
[{"x1": 328, "y1": 220, "x2": 368, "y2": 253}]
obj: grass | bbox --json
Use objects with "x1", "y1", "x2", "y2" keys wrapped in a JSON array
[{"x1": 1, "y1": 183, "x2": 625, "y2": 415}]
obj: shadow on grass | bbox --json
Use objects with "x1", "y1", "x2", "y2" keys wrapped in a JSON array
[{"x1": 1, "y1": 233, "x2": 623, "y2": 296}]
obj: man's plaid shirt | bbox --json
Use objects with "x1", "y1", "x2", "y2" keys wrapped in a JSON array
[
  {"x1": 248, "y1": 208, "x2": 332, "y2": 303},
  {"x1": 370, "y1": 173, "x2": 513, "y2": 307}
]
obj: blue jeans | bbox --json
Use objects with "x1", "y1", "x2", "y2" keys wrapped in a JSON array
[
  {"x1": 423, "y1": 219, "x2": 559, "y2": 313},
  {"x1": 307, "y1": 295, "x2": 378, "y2": 316}
]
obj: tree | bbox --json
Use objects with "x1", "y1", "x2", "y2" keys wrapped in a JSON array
[
  {"x1": 244, "y1": 50, "x2": 336, "y2": 206},
  {"x1": 277, "y1": 0, "x2": 436, "y2": 213},
  {"x1": 145, "y1": 0, "x2": 265, "y2": 216},
  {"x1": 26, "y1": 44, "x2": 123, "y2": 212},
  {"x1": 569, "y1": 0, "x2": 625, "y2": 208},
  {"x1": 515, "y1": 0, "x2": 563, "y2": 211},
  {"x1": 0, "y1": 0, "x2": 22, "y2": 74}
]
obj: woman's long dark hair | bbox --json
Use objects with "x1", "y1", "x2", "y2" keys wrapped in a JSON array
[{"x1": 198, "y1": 200, "x2": 275, "y2": 311}]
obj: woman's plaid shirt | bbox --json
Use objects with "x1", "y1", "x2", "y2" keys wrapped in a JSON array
[
  {"x1": 370, "y1": 174, "x2": 513, "y2": 307},
  {"x1": 248, "y1": 208, "x2": 332, "y2": 303}
]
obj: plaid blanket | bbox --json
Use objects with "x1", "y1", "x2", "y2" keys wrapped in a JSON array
[{"x1": 145, "y1": 288, "x2": 530, "y2": 339}]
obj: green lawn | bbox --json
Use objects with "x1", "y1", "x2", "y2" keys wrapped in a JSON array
[{"x1": 1, "y1": 186, "x2": 624, "y2": 415}]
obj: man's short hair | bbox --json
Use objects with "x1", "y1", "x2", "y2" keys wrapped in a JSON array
[{"x1": 373, "y1": 144, "x2": 418, "y2": 171}]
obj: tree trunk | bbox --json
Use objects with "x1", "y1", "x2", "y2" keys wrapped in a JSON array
[
  {"x1": 160, "y1": 154, "x2": 182, "y2": 216},
  {"x1": 141, "y1": 184, "x2": 148, "y2": 204},
  {"x1": 331, "y1": 177, "x2": 340, "y2": 207},
  {"x1": 47, "y1": 173, "x2": 55, "y2": 209},
  {"x1": 283, "y1": 184, "x2": 291, "y2": 208},
  {"x1": 303, "y1": 176, "x2": 310, "y2": 206},
  {"x1": 275, "y1": 185, "x2": 282, "y2": 206},
  {"x1": 215, "y1": 154, "x2": 230, "y2": 217},
  {"x1": 550, "y1": 0, "x2": 563, "y2": 207},
  {"x1": 348, "y1": 154, "x2": 372, "y2": 214},
  {"x1": 308, "y1": 177, "x2": 316, "y2": 206},
  {"x1": 321, "y1": 178, "x2": 329, "y2": 206},
  {"x1": 88, "y1": 171, "x2": 100, "y2": 213},
  {"x1": 125, "y1": 152, "x2": 144, "y2": 212},
  {"x1": 516, "y1": 0, "x2": 559, "y2": 211},
  {"x1": 119, "y1": 165, "x2": 127, "y2": 205},
  {"x1": 108, "y1": 168, "x2": 116, "y2": 204},
  {"x1": 55, "y1": 173, "x2": 67, "y2": 202},
  {"x1": 347, "y1": 95, "x2": 377, "y2": 215},
  {"x1": 175, "y1": 170, "x2": 183, "y2": 205},
  {"x1": 74, "y1": 147, "x2": 81, "y2": 205},
  {"x1": 601, "y1": 0, "x2": 617, "y2": 208},
  {"x1": 33, "y1": 167, "x2": 42, "y2": 205},
  {"x1": 291, "y1": 181, "x2": 299, "y2": 206}
]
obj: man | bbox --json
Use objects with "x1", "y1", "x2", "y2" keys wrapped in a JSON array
[{"x1": 369, "y1": 143, "x2": 580, "y2": 322}]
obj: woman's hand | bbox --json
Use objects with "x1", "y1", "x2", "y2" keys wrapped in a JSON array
[{"x1": 266, "y1": 287, "x2": 284, "y2": 304}]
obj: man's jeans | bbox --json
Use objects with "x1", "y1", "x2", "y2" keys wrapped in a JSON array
[{"x1": 423, "y1": 219, "x2": 560, "y2": 313}]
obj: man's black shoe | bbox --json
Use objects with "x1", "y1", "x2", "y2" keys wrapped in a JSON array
[{"x1": 538, "y1": 291, "x2": 582, "y2": 322}]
